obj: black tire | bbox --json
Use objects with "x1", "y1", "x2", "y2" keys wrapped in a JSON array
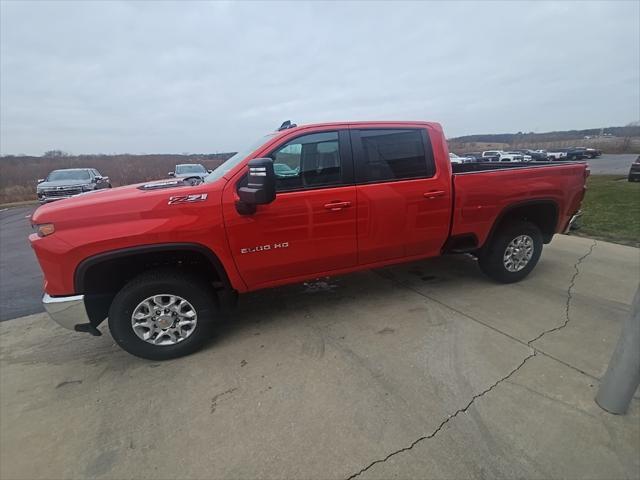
[
  {"x1": 108, "y1": 269, "x2": 217, "y2": 360},
  {"x1": 478, "y1": 221, "x2": 543, "y2": 283}
]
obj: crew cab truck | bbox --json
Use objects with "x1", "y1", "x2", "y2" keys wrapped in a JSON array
[{"x1": 30, "y1": 121, "x2": 588, "y2": 360}]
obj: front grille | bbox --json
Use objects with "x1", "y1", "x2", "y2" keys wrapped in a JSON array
[{"x1": 43, "y1": 187, "x2": 83, "y2": 197}]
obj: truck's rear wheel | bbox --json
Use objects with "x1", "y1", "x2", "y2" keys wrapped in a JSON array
[
  {"x1": 108, "y1": 270, "x2": 217, "y2": 360},
  {"x1": 478, "y1": 221, "x2": 543, "y2": 283}
]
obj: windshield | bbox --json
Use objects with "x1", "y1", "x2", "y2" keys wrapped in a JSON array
[
  {"x1": 176, "y1": 164, "x2": 206, "y2": 174},
  {"x1": 47, "y1": 170, "x2": 91, "y2": 181},
  {"x1": 204, "y1": 134, "x2": 275, "y2": 183}
]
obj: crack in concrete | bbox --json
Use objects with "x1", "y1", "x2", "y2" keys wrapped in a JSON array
[
  {"x1": 345, "y1": 351, "x2": 536, "y2": 480},
  {"x1": 348, "y1": 240, "x2": 598, "y2": 479},
  {"x1": 527, "y1": 240, "x2": 597, "y2": 346}
]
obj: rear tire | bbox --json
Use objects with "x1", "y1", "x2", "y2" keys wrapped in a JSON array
[
  {"x1": 108, "y1": 269, "x2": 217, "y2": 360},
  {"x1": 478, "y1": 221, "x2": 543, "y2": 283}
]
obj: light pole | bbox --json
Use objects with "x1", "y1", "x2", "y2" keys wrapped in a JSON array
[{"x1": 595, "y1": 286, "x2": 640, "y2": 414}]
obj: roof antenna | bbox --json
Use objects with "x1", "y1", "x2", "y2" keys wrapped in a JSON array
[{"x1": 278, "y1": 120, "x2": 297, "y2": 131}]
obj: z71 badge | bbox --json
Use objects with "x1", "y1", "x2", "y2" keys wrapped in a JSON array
[
  {"x1": 241, "y1": 242, "x2": 289, "y2": 254},
  {"x1": 167, "y1": 193, "x2": 208, "y2": 205}
]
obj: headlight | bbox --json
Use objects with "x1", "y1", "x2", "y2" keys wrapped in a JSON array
[{"x1": 35, "y1": 223, "x2": 55, "y2": 237}]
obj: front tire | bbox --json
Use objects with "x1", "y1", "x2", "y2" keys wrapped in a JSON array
[
  {"x1": 108, "y1": 269, "x2": 217, "y2": 360},
  {"x1": 478, "y1": 221, "x2": 543, "y2": 283}
]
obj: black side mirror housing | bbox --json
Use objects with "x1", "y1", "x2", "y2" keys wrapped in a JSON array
[
  {"x1": 237, "y1": 158, "x2": 276, "y2": 214},
  {"x1": 168, "y1": 172, "x2": 175, "y2": 177}
]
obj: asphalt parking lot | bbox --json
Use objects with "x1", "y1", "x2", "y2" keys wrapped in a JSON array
[
  {"x1": 586, "y1": 153, "x2": 638, "y2": 175},
  {"x1": 1, "y1": 235, "x2": 639, "y2": 479},
  {"x1": 0, "y1": 205, "x2": 43, "y2": 321}
]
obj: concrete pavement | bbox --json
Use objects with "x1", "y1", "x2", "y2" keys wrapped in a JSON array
[{"x1": 0, "y1": 235, "x2": 639, "y2": 479}]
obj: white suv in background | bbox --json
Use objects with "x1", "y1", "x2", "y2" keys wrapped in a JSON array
[
  {"x1": 481, "y1": 151, "x2": 525, "y2": 162},
  {"x1": 546, "y1": 149, "x2": 568, "y2": 161},
  {"x1": 449, "y1": 153, "x2": 475, "y2": 164}
]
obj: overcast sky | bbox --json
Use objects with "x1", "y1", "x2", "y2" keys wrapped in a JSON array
[{"x1": 1, "y1": 1, "x2": 638, "y2": 155}]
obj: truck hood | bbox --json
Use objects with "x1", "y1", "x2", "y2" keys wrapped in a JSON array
[
  {"x1": 31, "y1": 178, "x2": 220, "y2": 227},
  {"x1": 37, "y1": 179, "x2": 90, "y2": 189}
]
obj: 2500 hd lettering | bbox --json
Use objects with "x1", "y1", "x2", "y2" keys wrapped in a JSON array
[{"x1": 29, "y1": 121, "x2": 588, "y2": 360}]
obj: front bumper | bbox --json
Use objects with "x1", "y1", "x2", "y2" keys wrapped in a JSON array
[
  {"x1": 564, "y1": 210, "x2": 583, "y2": 233},
  {"x1": 43, "y1": 294, "x2": 90, "y2": 331},
  {"x1": 38, "y1": 196, "x2": 71, "y2": 203}
]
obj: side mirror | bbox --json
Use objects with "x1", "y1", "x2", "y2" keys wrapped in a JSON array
[
  {"x1": 237, "y1": 158, "x2": 276, "y2": 214},
  {"x1": 93, "y1": 176, "x2": 102, "y2": 183},
  {"x1": 37, "y1": 178, "x2": 45, "y2": 184},
  {"x1": 207, "y1": 169, "x2": 213, "y2": 174},
  {"x1": 168, "y1": 172, "x2": 175, "y2": 177}
]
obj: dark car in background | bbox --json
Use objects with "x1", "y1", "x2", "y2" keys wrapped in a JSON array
[
  {"x1": 628, "y1": 156, "x2": 640, "y2": 182},
  {"x1": 583, "y1": 148, "x2": 602, "y2": 158},
  {"x1": 168, "y1": 163, "x2": 211, "y2": 180},
  {"x1": 566, "y1": 147, "x2": 601, "y2": 159},
  {"x1": 37, "y1": 168, "x2": 111, "y2": 203}
]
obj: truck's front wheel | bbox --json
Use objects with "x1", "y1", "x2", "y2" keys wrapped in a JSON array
[
  {"x1": 478, "y1": 221, "x2": 543, "y2": 283},
  {"x1": 108, "y1": 270, "x2": 217, "y2": 360}
]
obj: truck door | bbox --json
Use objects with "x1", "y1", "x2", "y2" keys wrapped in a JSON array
[
  {"x1": 351, "y1": 127, "x2": 451, "y2": 264},
  {"x1": 222, "y1": 130, "x2": 357, "y2": 289}
]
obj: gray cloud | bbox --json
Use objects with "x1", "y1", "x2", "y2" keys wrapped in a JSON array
[{"x1": 1, "y1": 0, "x2": 638, "y2": 155}]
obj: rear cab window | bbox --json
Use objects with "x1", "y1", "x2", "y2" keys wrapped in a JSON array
[{"x1": 351, "y1": 128, "x2": 435, "y2": 183}]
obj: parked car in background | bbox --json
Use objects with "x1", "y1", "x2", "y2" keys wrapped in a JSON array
[
  {"x1": 37, "y1": 168, "x2": 111, "y2": 203},
  {"x1": 464, "y1": 151, "x2": 497, "y2": 162},
  {"x1": 482, "y1": 151, "x2": 525, "y2": 162},
  {"x1": 169, "y1": 163, "x2": 211, "y2": 180},
  {"x1": 546, "y1": 149, "x2": 569, "y2": 161},
  {"x1": 549, "y1": 147, "x2": 591, "y2": 161},
  {"x1": 449, "y1": 153, "x2": 475, "y2": 164},
  {"x1": 628, "y1": 156, "x2": 640, "y2": 182},
  {"x1": 567, "y1": 147, "x2": 601, "y2": 159},
  {"x1": 513, "y1": 149, "x2": 548, "y2": 161},
  {"x1": 565, "y1": 148, "x2": 589, "y2": 160},
  {"x1": 584, "y1": 148, "x2": 602, "y2": 158}
]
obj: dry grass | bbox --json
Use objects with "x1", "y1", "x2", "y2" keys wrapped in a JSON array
[{"x1": 0, "y1": 153, "x2": 232, "y2": 203}]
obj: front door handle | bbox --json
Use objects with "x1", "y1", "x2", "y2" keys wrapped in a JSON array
[
  {"x1": 324, "y1": 201, "x2": 352, "y2": 211},
  {"x1": 423, "y1": 190, "x2": 446, "y2": 199}
]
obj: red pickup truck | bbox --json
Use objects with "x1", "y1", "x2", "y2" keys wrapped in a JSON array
[{"x1": 30, "y1": 121, "x2": 587, "y2": 359}]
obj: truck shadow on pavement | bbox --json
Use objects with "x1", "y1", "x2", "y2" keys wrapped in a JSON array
[{"x1": 207, "y1": 254, "x2": 485, "y2": 351}]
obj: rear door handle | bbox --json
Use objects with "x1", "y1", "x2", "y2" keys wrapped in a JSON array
[
  {"x1": 324, "y1": 201, "x2": 351, "y2": 211},
  {"x1": 423, "y1": 190, "x2": 446, "y2": 199}
]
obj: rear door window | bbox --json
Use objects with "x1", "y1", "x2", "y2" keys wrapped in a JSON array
[{"x1": 352, "y1": 129, "x2": 434, "y2": 183}]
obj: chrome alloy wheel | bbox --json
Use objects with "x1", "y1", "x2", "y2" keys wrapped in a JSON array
[
  {"x1": 503, "y1": 235, "x2": 534, "y2": 272},
  {"x1": 131, "y1": 295, "x2": 197, "y2": 345}
]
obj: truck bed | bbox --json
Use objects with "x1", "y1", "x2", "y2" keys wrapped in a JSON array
[
  {"x1": 450, "y1": 161, "x2": 588, "y2": 246},
  {"x1": 451, "y1": 160, "x2": 587, "y2": 174}
]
